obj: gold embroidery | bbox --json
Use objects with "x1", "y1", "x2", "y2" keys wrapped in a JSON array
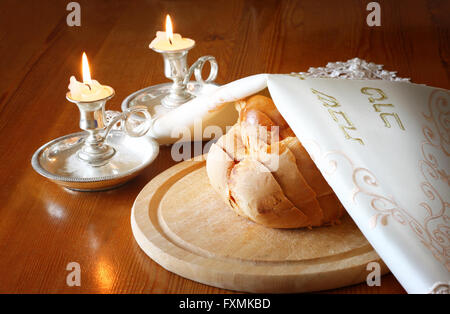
[
  {"x1": 328, "y1": 109, "x2": 364, "y2": 145},
  {"x1": 311, "y1": 88, "x2": 364, "y2": 145},
  {"x1": 373, "y1": 103, "x2": 393, "y2": 112},
  {"x1": 380, "y1": 112, "x2": 406, "y2": 130},
  {"x1": 289, "y1": 73, "x2": 305, "y2": 80},
  {"x1": 361, "y1": 87, "x2": 387, "y2": 102},
  {"x1": 311, "y1": 88, "x2": 340, "y2": 107},
  {"x1": 361, "y1": 87, "x2": 406, "y2": 131}
]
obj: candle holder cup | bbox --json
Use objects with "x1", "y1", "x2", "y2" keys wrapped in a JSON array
[
  {"x1": 152, "y1": 43, "x2": 218, "y2": 109},
  {"x1": 66, "y1": 87, "x2": 152, "y2": 166}
]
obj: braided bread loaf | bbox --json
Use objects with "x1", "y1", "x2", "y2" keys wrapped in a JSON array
[{"x1": 206, "y1": 95, "x2": 344, "y2": 228}]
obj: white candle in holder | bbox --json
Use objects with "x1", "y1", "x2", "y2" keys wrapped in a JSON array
[
  {"x1": 68, "y1": 52, "x2": 113, "y2": 102},
  {"x1": 149, "y1": 15, "x2": 195, "y2": 51}
]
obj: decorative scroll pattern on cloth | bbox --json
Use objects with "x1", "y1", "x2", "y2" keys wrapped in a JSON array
[
  {"x1": 418, "y1": 89, "x2": 449, "y2": 271},
  {"x1": 429, "y1": 281, "x2": 450, "y2": 294},
  {"x1": 302, "y1": 88, "x2": 450, "y2": 274}
]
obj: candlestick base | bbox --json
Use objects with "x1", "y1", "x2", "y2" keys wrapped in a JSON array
[
  {"x1": 160, "y1": 90, "x2": 194, "y2": 109},
  {"x1": 31, "y1": 130, "x2": 159, "y2": 191},
  {"x1": 121, "y1": 80, "x2": 219, "y2": 133},
  {"x1": 77, "y1": 143, "x2": 116, "y2": 167}
]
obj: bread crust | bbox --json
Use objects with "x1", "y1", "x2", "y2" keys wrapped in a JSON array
[{"x1": 206, "y1": 95, "x2": 343, "y2": 228}]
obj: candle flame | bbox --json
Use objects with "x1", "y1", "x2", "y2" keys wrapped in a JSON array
[
  {"x1": 82, "y1": 52, "x2": 92, "y2": 84},
  {"x1": 165, "y1": 14, "x2": 173, "y2": 44}
]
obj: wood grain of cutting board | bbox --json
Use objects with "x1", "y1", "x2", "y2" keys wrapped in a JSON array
[{"x1": 131, "y1": 157, "x2": 388, "y2": 293}]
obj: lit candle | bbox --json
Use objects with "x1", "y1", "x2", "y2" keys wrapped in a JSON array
[
  {"x1": 68, "y1": 52, "x2": 113, "y2": 102},
  {"x1": 149, "y1": 15, "x2": 195, "y2": 51}
]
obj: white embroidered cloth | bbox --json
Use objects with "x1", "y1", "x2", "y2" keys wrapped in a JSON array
[
  {"x1": 150, "y1": 59, "x2": 449, "y2": 293},
  {"x1": 267, "y1": 75, "x2": 449, "y2": 294}
]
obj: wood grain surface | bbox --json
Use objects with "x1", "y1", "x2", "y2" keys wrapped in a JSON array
[
  {"x1": 0, "y1": 0, "x2": 448, "y2": 294},
  {"x1": 131, "y1": 158, "x2": 389, "y2": 293}
]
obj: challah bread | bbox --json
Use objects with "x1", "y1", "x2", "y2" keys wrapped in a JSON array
[{"x1": 206, "y1": 95, "x2": 344, "y2": 228}]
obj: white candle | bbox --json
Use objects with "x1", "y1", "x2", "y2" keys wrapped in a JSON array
[
  {"x1": 149, "y1": 15, "x2": 195, "y2": 51},
  {"x1": 68, "y1": 52, "x2": 113, "y2": 102}
]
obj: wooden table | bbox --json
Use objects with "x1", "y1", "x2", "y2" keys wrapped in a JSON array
[{"x1": 0, "y1": 0, "x2": 447, "y2": 294}]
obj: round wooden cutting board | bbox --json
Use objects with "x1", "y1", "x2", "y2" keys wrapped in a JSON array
[{"x1": 131, "y1": 157, "x2": 388, "y2": 293}]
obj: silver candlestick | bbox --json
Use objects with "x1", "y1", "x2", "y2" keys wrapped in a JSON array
[
  {"x1": 66, "y1": 87, "x2": 117, "y2": 166},
  {"x1": 31, "y1": 86, "x2": 159, "y2": 191},
  {"x1": 151, "y1": 44, "x2": 218, "y2": 109},
  {"x1": 66, "y1": 87, "x2": 152, "y2": 166}
]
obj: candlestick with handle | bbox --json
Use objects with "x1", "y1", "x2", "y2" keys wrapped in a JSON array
[
  {"x1": 31, "y1": 53, "x2": 159, "y2": 191},
  {"x1": 67, "y1": 53, "x2": 152, "y2": 166},
  {"x1": 66, "y1": 88, "x2": 152, "y2": 166},
  {"x1": 149, "y1": 15, "x2": 218, "y2": 109},
  {"x1": 121, "y1": 14, "x2": 230, "y2": 145}
]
